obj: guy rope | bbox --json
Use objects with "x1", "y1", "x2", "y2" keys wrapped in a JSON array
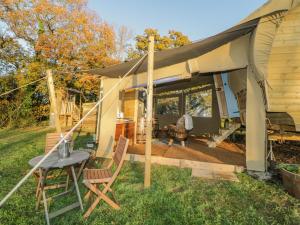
[
  {"x1": 0, "y1": 54, "x2": 147, "y2": 207},
  {"x1": 0, "y1": 77, "x2": 47, "y2": 98}
]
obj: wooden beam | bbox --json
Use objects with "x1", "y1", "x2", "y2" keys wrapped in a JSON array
[
  {"x1": 144, "y1": 36, "x2": 154, "y2": 188},
  {"x1": 268, "y1": 133, "x2": 300, "y2": 141},
  {"x1": 96, "y1": 77, "x2": 103, "y2": 143},
  {"x1": 46, "y1": 69, "x2": 61, "y2": 133}
]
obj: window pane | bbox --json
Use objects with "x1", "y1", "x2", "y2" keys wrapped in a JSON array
[
  {"x1": 156, "y1": 97, "x2": 179, "y2": 115},
  {"x1": 185, "y1": 89, "x2": 212, "y2": 117}
]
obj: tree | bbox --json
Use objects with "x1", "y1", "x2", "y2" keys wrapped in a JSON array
[
  {"x1": 0, "y1": 0, "x2": 120, "y2": 127},
  {"x1": 127, "y1": 28, "x2": 191, "y2": 60},
  {"x1": 0, "y1": 30, "x2": 28, "y2": 75},
  {"x1": 114, "y1": 25, "x2": 133, "y2": 61},
  {"x1": 0, "y1": 0, "x2": 117, "y2": 71}
]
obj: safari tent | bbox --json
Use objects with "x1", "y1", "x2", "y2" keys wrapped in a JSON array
[{"x1": 87, "y1": 0, "x2": 300, "y2": 173}]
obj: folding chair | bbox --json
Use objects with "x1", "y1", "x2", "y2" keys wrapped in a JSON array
[
  {"x1": 34, "y1": 132, "x2": 73, "y2": 209},
  {"x1": 83, "y1": 136, "x2": 129, "y2": 218}
]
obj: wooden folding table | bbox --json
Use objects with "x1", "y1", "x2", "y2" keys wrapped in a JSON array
[{"x1": 29, "y1": 151, "x2": 89, "y2": 225}]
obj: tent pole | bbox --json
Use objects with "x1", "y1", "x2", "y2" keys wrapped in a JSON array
[
  {"x1": 46, "y1": 69, "x2": 61, "y2": 133},
  {"x1": 144, "y1": 36, "x2": 154, "y2": 188},
  {"x1": 96, "y1": 77, "x2": 103, "y2": 143}
]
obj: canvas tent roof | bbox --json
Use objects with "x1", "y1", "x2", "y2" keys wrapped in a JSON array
[{"x1": 88, "y1": 18, "x2": 260, "y2": 78}]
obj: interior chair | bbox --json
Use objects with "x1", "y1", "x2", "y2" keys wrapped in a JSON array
[
  {"x1": 168, "y1": 115, "x2": 193, "y2": 147},
  {"x1": 168, "y1": 124, "x2": 188, "y2": 147}
]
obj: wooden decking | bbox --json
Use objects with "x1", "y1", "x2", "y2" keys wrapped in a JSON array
[{"x1": 128, "y1": 138, "x2": 246, "y2": 167}]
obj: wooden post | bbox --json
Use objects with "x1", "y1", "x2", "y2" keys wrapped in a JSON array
[
  {"x1": 144, "y1": 36, "x2": 154, "y2": 188},
  {"x1": 46, "y1": 69, "x2": 61, "y2": 133},
  {"x1": 96, "y1": 77, "x2": 103, "y2": 143},
  {"x1": 246, "y1": 67, "x2": 266, "y2": 172}
]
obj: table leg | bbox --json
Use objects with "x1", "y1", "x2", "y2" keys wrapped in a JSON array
[
  {"x1": 76, "y1": 160, "x2": 87, "y2": 180},
  {"x1": 41, "y1": 169, "x2": 50, "y2": 225},
  {"x1": 43, "y1": 189, "x2": 50, "y2": 225},
  {"x1": 70, "y1": 166, "x2": 83, "y2": 211},
  {"x1": 36, "y1": 169, "x2": 43, "y2": 210}
]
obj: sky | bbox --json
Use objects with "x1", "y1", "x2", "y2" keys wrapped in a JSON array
[
  {"x1": 88, "y1": 0, "x2": 268, "y2": 41},
  {"x1": 87, "y1": 0, "x2": 268, "y2": 116}
]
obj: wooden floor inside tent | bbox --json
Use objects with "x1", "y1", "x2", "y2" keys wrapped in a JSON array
[{"x1": 128, "y1": 138, "x2": 246, "y2": 167}]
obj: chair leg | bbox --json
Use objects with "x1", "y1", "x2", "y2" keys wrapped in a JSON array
[
  {"x1": 36, "y1": 179, "x2": 41, "y2": 198},
  {"x1": 102, "y1": 183, "x2": 113, "y2": 192},
  {"x1": 83, "y1": 182, "x2": 120, "y2": 219},
  {"x1": 83, "y1": 183, "x2": 101, "y2": 219},
  {"x1": 84, "y1": 183, "x2": 98, "y2": 203},
  {"x1": 84, "y1": 190, "x2": 92, "y2": 202},
  {"x1": 65, "y1": 175, "x2": 70, "y2": 191},
  {"x1": 90, "y1": 183, "x2": 119, "y2": 209},
  {"x1": 103, "y1": 183, "x2": 118, "y2": 204},
  {"x1": 181, "y1": 141, "x2": 185, "y2": 147},
  {"x1": 33, "y1": 169, "x2": 42, "y2": 198},
  {"x1": 84, "y1": 197, "x2": 100, "y2": 218},
  {"x1": 168, "y1": 138, "x2": 174, "y2": 146},
  {"x1": 96, "y1": 190, "x2": 119, "y2": 209},
  {"x1": 35, "y1": 169, "x2": 44, "y2": 210},
  {"x1": 36, "y1": 189, "x2": 42, "y2": 210}
]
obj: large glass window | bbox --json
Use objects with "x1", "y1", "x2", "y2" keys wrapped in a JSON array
[
  {"x1": 185, "y1": 89, "x2": 212, "y2": 117},
  {"x1": 156, "y1": 97, "x2": 179, "y2": 115}
]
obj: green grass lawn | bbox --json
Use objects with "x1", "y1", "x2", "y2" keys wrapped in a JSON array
[{"x1": 0, "y1": 127, "x2": 299, "y2": 225}]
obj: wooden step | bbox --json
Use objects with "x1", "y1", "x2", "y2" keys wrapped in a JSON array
[
  {"x1": 191, "y1": 169, "x2": 239, "y2": 182},
  {"x1": 208, "y1": 123, "x2": 241, "y2": 148},
  {"x1": 102, "y1": 153, "x2": 244, "y2": 182}
]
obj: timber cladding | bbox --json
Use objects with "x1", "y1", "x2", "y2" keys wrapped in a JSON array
[
  {"x1": 81, "y1": 103, "x2": 97, "y2": 133},
  {"x1": 267, "y1": 5, "x2": 300, "y2": 130},
  {"x1": 122, "y1": 90, "x2": 138, "y2": 119}
]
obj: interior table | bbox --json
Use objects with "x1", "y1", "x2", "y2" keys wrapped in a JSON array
[{"x1": 29, "y1": 150, "x2": 89, "y2": 225}]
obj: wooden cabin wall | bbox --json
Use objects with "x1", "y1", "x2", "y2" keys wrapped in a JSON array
[
  {"x1": 267, "y1": 4, "x2": 300, "y2": 131},
  {"x1": 122, "y1": 90, "x2": 138, "y2": 119},
  {"x1": 121, "y1": 89, "x2": 140, "y2": 144},
  {"x1": 81, "y1": 102, "x2": 97, "y2": 133}
]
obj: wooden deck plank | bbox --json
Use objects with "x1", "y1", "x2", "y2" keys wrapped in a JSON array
[{"x1": 127, "y1": 139, "x2": 245, "y2": 167}]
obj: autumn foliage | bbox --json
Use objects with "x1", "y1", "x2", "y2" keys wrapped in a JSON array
[
  {"x1": 1, "y1": 0, "x2": 117, "y2": 69},
  {"x1": 0, "y1": 1, "x2": 191, "y2": 127},
  {"x1": 0, "y1": 0, "x2": 118, "y2": 127},
  {"x1": 127, "y1": 28, "x2": 191, "y2": 59}
]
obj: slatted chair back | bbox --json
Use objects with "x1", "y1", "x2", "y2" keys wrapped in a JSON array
[
  {"x1": 82, "y1": 136, "x2": 129, "y2": 217},
  {"x1": 44, "y1": 132, "x2": 73, "y2": 154},
  {"x1": 112, "y1": 136, "x2": 129, "y2": 175}
]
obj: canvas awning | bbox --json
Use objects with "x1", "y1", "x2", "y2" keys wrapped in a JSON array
[{"x1": 88, "y1": 18, "x2": 260, "y2": 78}]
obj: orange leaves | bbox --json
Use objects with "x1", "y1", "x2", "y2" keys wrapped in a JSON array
[
  {"x1": 1, "y1": 0, "x2": 117, "y2": 71},
  {"x1": 0, "y1": 0, "x2": 122, "y2": 125}
]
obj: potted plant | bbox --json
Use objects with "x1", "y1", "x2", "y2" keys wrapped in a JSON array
[{"x1": 279, "y1": 164, "x2": 300, "y2": 199}]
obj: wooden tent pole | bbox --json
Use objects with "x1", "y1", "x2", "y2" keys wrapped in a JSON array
[
  {"x1": 96, "y1": 77, "x2": 103, "y2": 143},
  {"x1": 46, "y1": 69, "x2": 61, "y2": 133},
  {"x1": 144, "y1": 36, "x2": 154, "y2": 188}
]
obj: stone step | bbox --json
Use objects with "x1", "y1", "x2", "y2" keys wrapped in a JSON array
[
  {"x1": 191, "y1": 168, "x2": 239, "y2": 182},
  {"x1": 111, "y1": 153, "x2": 244, "y2": 182}
]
